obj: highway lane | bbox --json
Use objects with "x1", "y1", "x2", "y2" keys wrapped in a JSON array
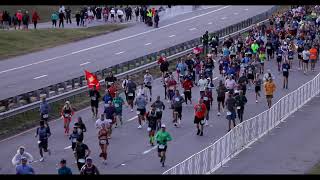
[
  {"x1": 0, "y1": 57, "x2": 319, "y2": 174},
  {"x1": 214, "y1": 96, "x2": 320, "y2": 174},
  {"x1": 0, "y1": 6, "x2": 274, "y2": 100}
]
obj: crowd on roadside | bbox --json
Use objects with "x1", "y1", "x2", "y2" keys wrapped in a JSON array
[
  {"x1": 11, "y1": 5, "x2": 320, "y2": 175},
  {"x1": 0, "y1": 5, "x2": 165, "y2": 30}
]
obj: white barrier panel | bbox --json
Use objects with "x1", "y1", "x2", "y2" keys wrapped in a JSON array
[{"x1": 163, "y1": 72, "x2": 320, "y2": 175}]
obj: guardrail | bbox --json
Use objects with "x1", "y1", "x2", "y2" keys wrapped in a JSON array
[
  {"x1": 162, "y1": 70, "x2": 320, "y2": 175},
  {"x1": 0, "y1": 6, "x2": 280, "y2": 119}
]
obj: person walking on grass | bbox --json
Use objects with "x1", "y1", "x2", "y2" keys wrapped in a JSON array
[{"x1": 32, "y1": 10, "x2": 40, "y2": 29}]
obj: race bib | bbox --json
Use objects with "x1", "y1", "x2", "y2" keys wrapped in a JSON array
[
  {"x1": 147, "y1": 127, "x2": 151, "y2": 132},
  {"x1": 136, "y1": 111, "x2": 140, "y2": 115},
  {"x1": 267, "y1": 46, "x2": 271, "y2": 49},
  {"x1": 100, "y1": 140, "x2": 107, "y2": 144},
  {"x1": 237, "y1": 106, "x2": 241, "y2": 110},
  {"x1": 107, "y1": 82, "x2": 113, "y2": 85},
  {"x1": 203, "y1": 97, "x2": 209, "y2": 101},
  {"x1": 78, "y1": 159, "x2": 85, "y2": 163},
  {"x1": 278, "y1": 54, "x2": 282, "y2": 57},
  {"x1": 128, "y1": 93, "x2": 134, "y2": 96},
  {"x1": 114, "y1": 104, "x2": 120, "y2": 108},
  {"x1": 299, "y1": 52, "x2": 302, "y2": 55},
  {"x1": 42, "y1": 114, "x2": 48, "y2": 118},
  {"x1": 288, "y1": 56, "x2": 293, "y2": 59},
  {"x1": 237, "y1": 44, "x2": 241, "y2": 47},
  {"x1": 91, "y1": 97, "x2": 97, "y2": 101},
  {"x1": 72, "y1": 138, "x2": 77, "y2": 143},
  {"x1": 283, "y1": 68, "x2": 288, "y2": 72},
  {"x1": 64, "y1": 114, "x2": 70, "y2": 118},
  {"x1": 175, "y1": 97, "x2": 180, "y2": 102},
  {"x1": 37, "y1": 140, "x2": 41, "y2": 144},
  {"x1": 156, "y1": 108, "x2": 161, "y2": 112},
  {"x1": 158, "y1": 145, "x2": 165, "y2": 149},
  {"x1": 185, "y1": 90, "x2": 191, "y2": 92},
  {"x1": 226, "y1": 112, "x2": 232, "y2": 116}
]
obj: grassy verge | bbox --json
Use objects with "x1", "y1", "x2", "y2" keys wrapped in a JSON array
[
  {"x1": 0, "y1": 24, "x2": 128, "y2": 60},
  {"x1": 308, "y1": 162, "x2": 320, "y2": 174}
]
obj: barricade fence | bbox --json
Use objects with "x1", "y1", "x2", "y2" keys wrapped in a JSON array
[
  {"x1": 0, "y1": 6, "x2": 281, "y2": 119},
  {"x1": 163, "y1": 73, "x2": 320, "y2": 175}
]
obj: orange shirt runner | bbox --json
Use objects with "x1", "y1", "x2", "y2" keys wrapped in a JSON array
[
  {"x1": 194, "y1": 103, "x2": 207, "y2": 119},
  {"x1": 310, "y1": 48, "x2": 318, "y2": 60}
]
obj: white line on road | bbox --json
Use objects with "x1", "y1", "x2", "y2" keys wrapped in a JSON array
[
  {"x1": 244, "y1": 8, "x2": 249, "y2": 11},
  {"x1": 144, "y1": 43, "x2": 152, "y2": 46},
  {"x1": 115, "y1": 51, "x2": 125, "y2": 55},
  {"x1": 127, "y1": 116, "x2": 138, "y2": 122},
  {"x1": 142, "y1": 146, "x2": 158, "y2": 154},
  {"x1": 64, "y1": 145, "x2": 72, "y2": 150},
  {"x1": 221, "y1": 17, "x2": 227, "y2": 20},
  {"x1": 208, "y1": 22, "x2": 212, "y2": 25},
  {"x1": 189, "y1": 28, "x2": 197, "y2": 31},
  {"x1": 233, "y1": 12, "x2": 239, "y2": 15},
  {"x1": 80, "y1": 61, "x2": 91, "y2": 66},
  {"x1": 169, "y1": 35, "x2": 176, "y2": 38},
  {"x1": 0, "y1": 6, "x2": 230, "y2": 75},
  {"x1": 33, "y1": 74, "x2": 47, "y2": 80}
]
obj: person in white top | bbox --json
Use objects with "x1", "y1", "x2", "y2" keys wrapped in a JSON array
[
  {"x1": 198, "y1": 75, "x2": 208, "y2": 97},
  {"x1": 302, "y1": 47, "x2": 310, "y2": 74},
  {"x1": 117, "y1": 9, "x2": 124, "y2": 22},
  {"x1": 225, "y1": 75, "x2": 237, "y2": 93},
  {"x1": 137, "y1": 84, "x2": 148, "y2": 101},
  {"x1": 95, "y1": 114, "x2": 111, "y2": 130},
  {"x1": 12, "y1": 146, "x2": 34, "y2": 166},
  {"x1": 110, "y1": 8, "x2": 116, "y2": 22},
  {"x1": 144, "y1": 70, "x2": 153, "y2": 102}
]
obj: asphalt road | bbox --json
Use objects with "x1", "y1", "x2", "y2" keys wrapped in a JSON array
[
  {"x1": 214, "y1": 95, "x2": 320, "y2": 174},
  {"x1": 0, "y1": 55, "x2": 319, "y2": 174},
  {"x1": 0, "y1": 5, "x2": 274, "y2": 100}
]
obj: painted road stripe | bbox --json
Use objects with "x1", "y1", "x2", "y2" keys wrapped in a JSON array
[
  {"x1": 64, "y1": 145, "x2": 72, "y2": 150},
  {"x1": 244, "y1": 8, "x2": 249, "y2": 11},
  {"x1": 0, "y1": 6, "x2": 230, "y2": 75},
  {"x1": 80, "y1": 61, "x2": 91, "y2": 66},
  {"x1": 127, "y1": 116, "x2": 138, "y2": 122},
  {"x1": 208, "y1": 22, "x2": 212, "y2": 25},
  {"x1": 169, "y1": 35, "x2": 176, "y2": 38},
  {"x1": 221, "y1": 17, "x2": 227, "y2": 20},
  {"x1": 142, "y1": 146, "x2": 158, "y2": 154},
  {"x1": 189, "y1": 28, "x2": 197, "y2": 31},
  {"x1": 233, "y1": 12, "x2": 239, "y2": 15},
  {"x1": 145, "y1": 43, "x2": 152, "y2": 46},
  {"x1": 115, "y1": 51, "x2": 125, "y2": 55},
  {"x1": 33, "y1": 75, "x2": 47, "y2": 80}
]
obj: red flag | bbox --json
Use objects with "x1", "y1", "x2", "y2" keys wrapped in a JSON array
[{"x1": 84, "y1": 70, "x2": 100, "y2": 90}]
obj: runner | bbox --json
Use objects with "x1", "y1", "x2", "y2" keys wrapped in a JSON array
[
  {"x1": 166, "y1": 72, "x2": 177, "y2": 102},
  {"x1": 282, "y1": 60, "x2": 290, "y2": 89},
  {"x1": 302, "y1": 46, "x2": 310, "y2": 74},
  {"x1": 112, "y1": 91, "x2": 125, "y2": 127},
  {"x1": 146, "y1": 106, "x2": 158, "y2": 146},
  {"x1": 103, "y1": 101, "x2": 116, "y2": 138},
  {"x1": 75, "y1": 117, "x2": 87, "y2": 142},
  {"x1": 80, "y1": 157, "x2": 100, "y2": 175},
  {"x1": 203, "y1": 88, "x2": 212, "y2": 126},
  {"x1": 60, "y1": 101, "x2": 74, "y2": 135},
  {"x1": 310, "y1": 45, "x2": 318, "y2": 72},
  {"x1": 158, "y1": 54, "x2": 169, "y2": 79},
  {"x1": 216, "y1": 80, "x2": 227, "y2": 116},
  {"x1": 225, "y1": 75, "x2": 237, "y2": 94},
  {"x1": 126, "y1": 77, "x2": 137, "y2": 112},
  {"x1": 144, "y1": 70, "x2": 153, "y2": 102},
  {"x1": 12, "y1": 146, "x2": 34, "y2": 166},
  {"x1": 297, "y1": 44, "x2": 304, "y2": 70},
  {"x1": 135, "y1": 93, "x2": 148, "y2": 129},
  {"x1": 254, "y1": 73, "x2": 262, "y2": 103},
  {"x1": 35, "y1": 121, "x2": 51, "y2": 162},
  {"x1": 234, "y1": 90, "x2": 248, "y2": 123},
  {"x1": 225, "y1": 92, "x2": 237, "y2": 132},
  {"x1": 194, "y1": 98, "x2": 207, "y2": 136},
  {"x1": 105, "y1": 72, "x2": 117, "y2": 88},
  {"x1": 39, "y1": 97, "x2": 50, "y2": 127},
  {"x1": 122, "y1": 75, "x2": 129, "y2": 101},
  {"x1": 98, "y1": 123, "x2": 109, "y2": 164},
  {"x1": 265, "y1": 40, "x2": 274, "y2": 61},
  {"x1": 198, "y1": 75, "x2": 208, "y2": 97},
  {"x1": 162, "y1": 72, "x2": 170, "y2": 100},
  {"x1": 264, "y1": 78, "x2": 276, "y2": 108},
  {"x1": 259, "y1": 49, "x2": 266, "y2": 74},
  {"x1": 151, "y1": 96, "x2": 165, "y2": 131},
  {"x1": 176, "y1": 58, "x2": 187, "y2": 83},
  {"x1": 182, "y1": 76, "x2": 193, "y2": 104},
  {"x1": 58, "y1": 159, "x2": 72, "y2": 175},
  {"x1": 89, "y1": 85, "x2": 101, "y2": 119},
  {"x1": 69, "y1": 126, "x2": 80, "y2": 157},
  {"x1": 276, "y1": 46, "x2": 283, "y2": 72},
  {"x1": 155, "y1": 124, "x2": 172, "y2": 167},
  {"x1": 171, "y1": 90, "x2": 184, "y2": 127},
  {"x1": 74, "y1": 139, "x2": 91, "y2": 171},
  {"x1": 15, "y1": 157, "x2": 35, "y2": 175}
]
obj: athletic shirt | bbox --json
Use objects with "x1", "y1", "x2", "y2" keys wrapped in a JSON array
[
  {"x1": 282, "y1": 63, "x2": 290, "y2": 72},
  {"x1": 198, "y1": 79, "x2": 208, "y2": 91},
  {"x1": 98, "y1": 128, "x2": 108, "y2": 140},
  {"x1": 144, "y1": 74, "x2": 153, "y2": 85},
  {"x1": 80, "y1": 165, "x2": 98, "y2": 175},
  {"x1": 194, "y1": 103, "x2": 207, "y2": 118},
  {"x1": 37, "y1": 127, "x2": 50, "y2": 140},
  {"x1": 310, "y1": 48, "x2": 318, "y2": 60},
  {"x1": 63, "y1": 108, "x2": 72, "y2": 118},
  {"x1": 302, "y1": 50, "x2": 310, "y2": 60},
  {"x1": 146, "y1": 111, "x2": 157, "y2": 127}
]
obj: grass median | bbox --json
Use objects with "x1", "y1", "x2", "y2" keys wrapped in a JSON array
[{"x1": 0, "y1": 23, "x2": 128, "y2": 60}]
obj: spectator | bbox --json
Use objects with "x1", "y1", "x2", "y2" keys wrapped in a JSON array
[
  {"x1": 32, "y1": 10, "x2": 40, "y2": 29},
  {"x1": 12, "y1": 14, "x2": 18, "y2": 30},
  {"x1": 58, "y1": 10, "x2": 65, "y2": 28},
  {"x1": 16, "y1": 10, "x2": 23, "y2": 29},
  {"x1": 2, "y1": 11, "x2": 9, "y2": 30},
  {"x1": 22, "y1": 11, "x2": 30, "y2": 30},
  {"x1": 0, "y1": 11, "x2": 3, "y2": 27},
  {"x1": 75, "y1": 11, "x2": 80, "y2": 26},
  {"x1": 58, "y1": 159, "x2": 72, "y2": 175},
  {"x1": 51, "y1": 12, "x2": 58, "y2": 28},
  {"x1": 16, "y1": 157, "x2": 35, "y2": 175},
  {"x1": 65, "y1": 7, "x2": 72, "y2": 24}
]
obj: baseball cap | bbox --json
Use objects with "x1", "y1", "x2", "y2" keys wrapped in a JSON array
[
  {"x1": 161, "y1": 124, "x2": 166, "y2": 128},
  {"x1": 86, "y1": 157, "x2": 93, "y2": 161},
  {"x1": 21, "y1": 156, "x2": 27, "y2": 160}
]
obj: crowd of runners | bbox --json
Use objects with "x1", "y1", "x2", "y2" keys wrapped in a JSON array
[{"x1": 11, "y1": 5, "x2": 320, "y2": 174}]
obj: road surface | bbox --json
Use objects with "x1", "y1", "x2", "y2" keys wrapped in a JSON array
[
  {"x1": 0, "y1": 5, "x2": 274, "y2": 100},
  {"x1": 0, "y1": 55, "x2": 319, "y2": 174},
  {"x1": 214, "y1": 95, "x2": 320, "y2": 174}
]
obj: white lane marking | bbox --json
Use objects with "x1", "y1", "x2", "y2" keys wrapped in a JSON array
[
  {"x1": 115, "y1": 51, "x2": 125, "y2": 55},
  {"x1": 189, "y1": 28, "x2": 197, "y2": 31},
  {"x1": 244, "y1": 8, "x2": 249, "y2": 11},
  {"x1": 208, "y1": 22, "x2": 212, "y2": 25},
  {"x1": 233, "y1": 12, "x2": 239, "y2": 15},
  {"x1": 0, "y1": 6, "x2": 230, "y2": 75},
  {"x1": 33, "y1": 74, "x2": 47, "y2": 80},
  {"x1": 145, "y1": 43, "x2": 152, "y2": 46},
  {"x1": 142, "y1": 146, "x2": 158, "y2": 154},
  {"x1": 80, "y1": 62, "x2": 91, "y2": 66},
  {"x1": 64, "y1": 145, "x2": 72, "y2": 150},
  {"x1": 169, "y1": 35, "x2": 176, "y2": 38},
  {"x1": 221, "y1": 17, "x2": 227, "y2": 20},
  {"x1": 127, "y1": 116, "x2": 138, "y2": 122}
]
